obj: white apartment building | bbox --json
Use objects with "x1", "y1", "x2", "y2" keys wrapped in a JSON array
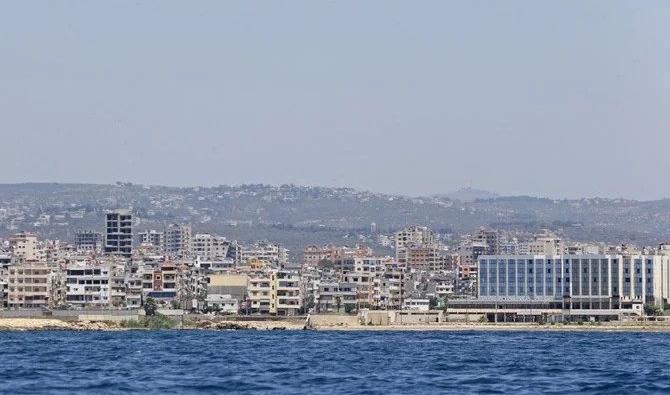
[
  {"x1": 274, "y1": 270, "x2": 302, "y2": 315},
  {"x1": 138, "y1": 230, "x2": 164, "y2": 250},
  {"x1": 192, "y1": 233, "x2": 229, "y2": 261},
  {"x1": 9, "y1": 232, "x2": 38, "y2": 261},
  {"x1": 65, "y1": 265, "x2": 112, "y2": 308},
  {"x1": 241, "y1": 242, "x2": 288, "y2": 267}
]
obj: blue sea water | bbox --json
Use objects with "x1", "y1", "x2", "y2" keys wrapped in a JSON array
[{"x1": 1, "y1": 330, "x2": 670, "y2": 394}]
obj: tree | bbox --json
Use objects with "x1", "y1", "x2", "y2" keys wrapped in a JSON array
[
  {"x1": 644, "y1": 303, "x2": 663, "y2": 316},
  {"x1": 144, "y1": 297, "x2": 158, "y2": 316},
  {"x1": 335, "y1": 296, "x2": 342, "y2": 313},
  {"x1": 428, "y1": 297, "x2": 438, "y2": 310}
]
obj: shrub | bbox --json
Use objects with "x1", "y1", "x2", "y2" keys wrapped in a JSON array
[{"x1": 119, "y1": 314, "x2": 176, "y2": 329}]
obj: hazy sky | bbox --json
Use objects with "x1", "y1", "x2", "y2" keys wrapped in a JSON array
[{"x1": 1, "y1": 1, "x2": 669, "y2": 200}]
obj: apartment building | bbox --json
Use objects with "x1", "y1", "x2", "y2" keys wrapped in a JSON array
[
  {"x1": 315, "y1": 282, "x2": 357, "y2": 312},
  {"x1": 6, "y1": 263, "x2": 54, "y2": 308},
  {"x1": 9, "y1": 232, "x2": 38, "y2": 261},
  {"x1": 373, "y1": 262, "x2": 407, "y2": 309},
  {"x1": 192, "y1": 233, "x2": 229, "y2": 261},
  {"x1": 164, "y1": 223, "x2": 192, "y2": 258},
  {"x1": 248, "y1": 272, "x2": 273, "y2": 314},
  {"x1": 74, "y1": 230, "x2": 103, "y2": 251},
  {"x1": 394, "y1": 226, "x2": 435, "y2": 263},
  {"x1": 406, "y1": 245, "x2": 448, "y2": 272},
  {"x1": 65, "y1": 265, "x2": 112, "y2": 308},
  {"x1": 141, "y1": 263, "x2": 179, "y2": 301},
  {"x1": 274, "y1": 270, "x2": 302, "y2": 315},
  {"x1": 341, "y1": 257, "x2": 388, "y2": 308},
  {"x1": 247, "y1": 270, "x2": 302, "y2": 315},
  {"x1": 138, "y1": 230, "x2": 164, "y2": 250},
  {"x1": 104, "y1": 209, "x2": 133, "y2": 258},
  {"x1": 241, "y1": 242, "x2": 288, "y2": 267},
  {"x1": 527, "y1": 232, "x2": 563, "y2": 255}
]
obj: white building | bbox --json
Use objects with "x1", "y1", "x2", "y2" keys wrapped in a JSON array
[
  {"x1": 192, "y1": 233, "x2": 230, "y2": 261},
  {"x1": 478, "y1": 254, "x2": 670, "y2": 309},
  {"x1": 65, "y1": 265, "x2": 112, "y2": 308},
  {"x1": 9, "y1": 232, "x2": 38, "y2": 261}
]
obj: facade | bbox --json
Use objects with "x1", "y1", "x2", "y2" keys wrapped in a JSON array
[
  {"x1": 104, "y1": 209, "x2": 133, "y2": 258},
  {"x1": 6, "y1": 263, "x2": 54, "y2": 308},
  {"x1": 192, "y1": 233, "x2": 229, "y2": 261},
  {"x1": 406, "y1": 245, "x2": 447, "y2": 271},
  {"x1": 478, "y1": 254, "x2": 670, "y2": 309},
  {"x1": 315, "y1": 282, "x2": 357, "y2": 312},
  {"x1": 138, "y1": 230, "x2": 164, "y2": 250},
  {"x1": 395, "y1": 226, "x2": 435, "y2": 263},
  {"x1": 9, "y1": 232, "x2": 38, "y2": 261},
  {"x1": 65, "y1": 265, "x2": 112, "y2": 308},
  {"x1": 74, "y1": 231, "x2": 103, "y2": 251},
  {"x1": 164, "y1": 223, "x2": 192, "y2": 258},
  {"x1": 207, "y1": 274, "x2": 248, "y2": 301},
  {"x1": 247, "y1": 270, "x2": 302, "y2": 315},
  {"x1": 142, "y1": 263, "x2": 179, "y2": 301},
  {"x1": 241, "y1": 242, "x2": 289, "y2": 267}
]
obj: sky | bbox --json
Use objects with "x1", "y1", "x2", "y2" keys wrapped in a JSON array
[{"x1": 1, "y1": 1, "x2": 669, "y2": 200}]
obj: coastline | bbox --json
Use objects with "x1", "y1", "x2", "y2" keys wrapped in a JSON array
[{"x1": 3, "y1": 318, "x2": 670, "y2": 332}]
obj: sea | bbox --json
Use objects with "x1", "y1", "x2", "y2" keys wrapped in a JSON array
[{"x1": 1, "y1": 330, "x2": 669, "y2": 394}]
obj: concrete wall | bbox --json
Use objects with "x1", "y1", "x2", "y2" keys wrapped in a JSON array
[{"x1": 309, "y1": 314, "x2": 360, "y2": 327}]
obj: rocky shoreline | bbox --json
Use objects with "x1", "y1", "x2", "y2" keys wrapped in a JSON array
[{"x1": 3, "y1": 317, "x2": 670, "y2": 332}]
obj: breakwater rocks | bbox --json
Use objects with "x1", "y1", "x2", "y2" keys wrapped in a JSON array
[
  {"x1": 193, "y1": 319, "x2": 303, "y2": 331},
  {"x1": 0, "y1": 318, "x2": 119, "y2": 331}
]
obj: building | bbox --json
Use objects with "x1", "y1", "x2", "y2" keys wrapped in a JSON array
[
  {"x1": 138, "y1": 230, "x2": 164, "y2": 250},
  {"x1": 406, "y1": 245, "x2": 447, "y2": 271},
  {"x1": 247, "y1": 270, "x2": 302, "y2": 315},
  {"x1": 403, "y1": 298, "x2": 430, "y2": 311},
  {"x1": 104, "y1": 209, "x2": 133, "y2": 258},
  {"x1": 9, "y1": 232, "x2": 38, "y2": 261},
  {"x1": 142, "y1": 263, "x2": 179, "y2": 301},
  {"x1": 478, "y1": 254, "x2": 670, "y2": 309},
  {"x1": 192, "y1": 233, "x2": 229, "y2": 261},
  {"x1": 5, "y1": 263, "x2": 54, "y2": 308},
  {"x1": 164, "y1": 223, "x2": 192, "y2": 258},
  {"x1": 394, "y1": 226, "x2": 435, "y2": 263},
  {"x1": 241, "y1": 242, "x2": 289, "y2": 267},
  {"x1": 473, "y1": 229, "x2": 500, "y2": 255},
  {"x1": 74, "y1": 230, "x2": 103, "y2": 251},
  {"x1": 205, "y1": 294, "x2": 239, "y2": 314},
  {"x1": 527, "y1": 232, "x2": 563, "y2": 255},
  {"x1": 207, "y1": 274, "x2": 248, "y2": 302},
  {"x1": 315, "y1": 282, "x2": 357, "y2": 313},
  {"x1": 274, "y1": 270, "x2": 302, "y2": 315},
  {"x1": 65, "y1": 265, "x2": 112, "y2": 308}
]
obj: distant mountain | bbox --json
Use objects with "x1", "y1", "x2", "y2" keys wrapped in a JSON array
[
  {"x1": 0, "y1": 183, "x2": 669, "y2": 254},
  {"x1": 437, "y1": 187, "x2": 500, "y2": 202}
]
